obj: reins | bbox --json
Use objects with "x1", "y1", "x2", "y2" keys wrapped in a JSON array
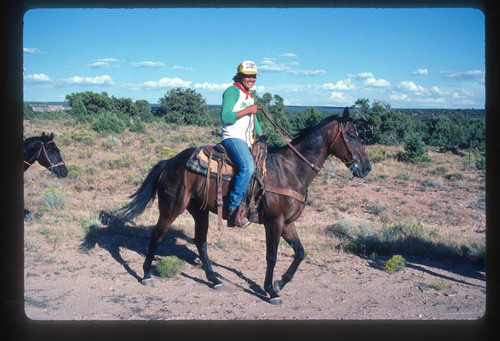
[
  {"x1": 258, "y1": 107, "x2": 321, "y2": 172},
  {"x1": 258, "y1": 107, "x2": 356, "y2": 171}
]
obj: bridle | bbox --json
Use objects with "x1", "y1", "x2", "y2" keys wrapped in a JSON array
[
  {"x1": 24, "y1": 140, "x2": 65, "y2": 172},
  {"x1": 328, "y1": 121, "x2": 358, "y2": 166}
]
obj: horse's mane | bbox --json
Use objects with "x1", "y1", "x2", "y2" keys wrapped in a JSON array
[
  {"x1": 266, "y1": 115, "x2": 344, "y2": 153},
  {"x1": 24, "y1": 136, "x2": 40, "y2": 145},
  {"x1": 291, "y1": 115, "x2": 344, "y2": 143}
]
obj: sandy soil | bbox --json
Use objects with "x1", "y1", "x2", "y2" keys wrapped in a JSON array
[{"x1": 24, "y1": 202, "x2": 486, "y2": 321}]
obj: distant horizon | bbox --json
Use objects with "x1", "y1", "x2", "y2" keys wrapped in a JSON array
[{"x1": 24, "y1": 100, "x2": 485, "y2": 112}]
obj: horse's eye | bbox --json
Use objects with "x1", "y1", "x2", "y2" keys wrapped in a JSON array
[{"x1": 349, "y1": 134, "x2": 356, "y2": 140}]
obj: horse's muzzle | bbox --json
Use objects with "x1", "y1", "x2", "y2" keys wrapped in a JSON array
[{"x1": 349, "y1": 161, "x2": 371, "y2": 178}]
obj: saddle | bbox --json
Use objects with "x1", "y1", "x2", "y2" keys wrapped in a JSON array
[{"x1": 185, "y1": 139, "x2": 268, "y2": 227}]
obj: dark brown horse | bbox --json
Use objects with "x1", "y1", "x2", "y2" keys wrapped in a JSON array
[
  {"x1": 119, "y1": 108, "x2": 371, "y2": 305},
  {"x1": 24, "y1": 132, "x2": 68, "y2": 178}
]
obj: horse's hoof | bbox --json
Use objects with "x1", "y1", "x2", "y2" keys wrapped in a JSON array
[
  {"x1": 269, "y1": 296, "x2": 283, "y2": 306},
  {"x1": 141, "y1": 278, "x2": 154, "y2": 287},
  {"x1": 213, "y1": 282, "x2": 224, "y2": 290}
]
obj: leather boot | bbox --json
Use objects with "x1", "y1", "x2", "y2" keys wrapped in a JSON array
[{"x1": 227, "y1": 205, "x2": 250, "y2": 228}]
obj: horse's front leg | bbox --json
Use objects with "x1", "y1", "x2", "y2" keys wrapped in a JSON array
[
  {"x1": 273, "y1": 222, "x2": 305, "y2": 293},
  {"x1": 264, "y1": 221, "x2": 284, "y2": 305}
]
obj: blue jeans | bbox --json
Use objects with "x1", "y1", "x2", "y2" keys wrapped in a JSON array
[{"x1": 221, "y1": 138, "x2": 255, "y2": 211}]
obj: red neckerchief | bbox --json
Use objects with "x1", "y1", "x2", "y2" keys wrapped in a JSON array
[{"x1": 233, "y1": 82, "x2": 253, "y2": 100}]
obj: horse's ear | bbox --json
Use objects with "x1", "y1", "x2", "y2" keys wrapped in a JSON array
[
  {"x1": 49, "y1": 133, "x2": 54, "y2": 140},
  {"x1": 41, "y1": 132, "x2": 47, "y2": 141},
  {"x1": 343, "y1": 107, "x2": 350, "y2": 119}
]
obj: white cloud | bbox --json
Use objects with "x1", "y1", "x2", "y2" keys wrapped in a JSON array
[
  {"x1": 319, "y1": 79, "x2": 355, "y2": 91},
  {"x1": 97, "y1": 58, "x2": 120, "y2": 62},
  {"x1": 259, "y1": 58, "x2": 326, "y2": 76},
  {"x1": 170, "y1": 65, "x2": 196, "y2": 72},
  {"x1": 397, "y1": 80, "x2": 425, "y2": 92},
  {"x1": 412, "y1": 68, "x2": 429, "y2": 75},
  {"x1": 61, "y1": 75, "x2": 114, "y2": 86},
  {"x1": 348, "y1": 72, "x2": 374, "y2": 79},
  {"x1": 122, "y1": 77, "x2": 191, "y2": 91},
  {"x1": 430, "y1": 86, "x2": 449, "y2": 96},
  {"x1": 328, "y1": 91, "x2": 353, "y2": 103},
  {"x1": 24, "y1": 73, "x2": 114, "y2": 87},
  {"x1": 23, "y1": 47, "x2": 47, "y2": 54},
  {"x1": 131, "y1": 61, "x2": 165, "y2": 68},
  {"x1": 88, "y1": 61, "x2": 112, "y2": 68},
  {"x1": 193, "y1": 82, "x2": 232, "y2": 91},
  {"x1": 24, "y1": 73, "x2": 51, "y2": 83},
  {"x1": 364, "y1": 77, "x2": 390, "y2": 87},
  {"x1": 88, "y1": 58, "x2": 120, "y2": 68},
  {"x1": 279, "y1": 53, "x2": 298, "y2": 58},
  {"x1": 440, "y1": 70, "x2": 484, "y2": 80}
]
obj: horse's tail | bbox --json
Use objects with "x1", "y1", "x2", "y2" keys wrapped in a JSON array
[{"x1": 118, "y1": 159, "x2": 169, "y2": 221}]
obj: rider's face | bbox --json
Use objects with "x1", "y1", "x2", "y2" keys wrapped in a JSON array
[{"x1": 241, "y1": 75, "x2": 256, "y2": 91}]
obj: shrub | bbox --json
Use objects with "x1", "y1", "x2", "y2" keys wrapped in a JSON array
[
  {"x1": 367, "y1": 147, "x2": 388, "y2": 163},
  {"x1": 475, "y1": 154, "x2": 485, "y2": 170},
  {"x1": 447, "y1": 172, "x2": 466, "y2": 181},
  {"x1": 41, "y1": 185, "x2": 69, "y2": 210},
  {"x1": 67, "y1": 163, "x2": 84, "y2": 179},
  {"x1": 397, "y1": 134, "x2": 431, "y2": 164},
  {"x1": 101, "y1": 135, "x2": 121, "y2": 150},
  {"x1": 431, "y1": 166, "x2": 448, "y2": 175},
  {"x1": 61, "y1": 128, "x2": 96, "y2": 145},
  {"x1": 384, "y1": 255, "x2": 406, "y2": 273},
  {"x1": 129, "y1": 119, "x2": 146, "y2": 133},
  {"x1": 105, "y1": 154, "x2": 132, "y2": 169},
  {"x1": 93, "y1": 111, "x2": 125, "y2": 134},
  {"x1": 157, "y1": 256, "x2": 185, "y2": 278}
]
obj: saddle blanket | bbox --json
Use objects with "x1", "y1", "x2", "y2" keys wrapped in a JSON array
[{"x1": 185, "y1": 146, "x2": 234, "y2": 181}]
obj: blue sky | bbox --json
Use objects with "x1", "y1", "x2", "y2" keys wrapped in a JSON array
[{"x1": 23, "y1": 7, "x2": 485, "y2": 108}]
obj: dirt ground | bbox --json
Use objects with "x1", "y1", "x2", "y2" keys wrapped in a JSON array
[
  {"x1": 22, "y1": 125, "x2": 486, "y2": 321},
  {"x1": 24, "y1": 188, "x2": 486, "y2": 321}
]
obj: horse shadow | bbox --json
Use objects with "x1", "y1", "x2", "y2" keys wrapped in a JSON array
[
  {"x1": 81, "y1": 210, "x2": 267, "y2": 300},
  {"x1": 367, "y1": 253, "x2": 485, "y2": 288}
]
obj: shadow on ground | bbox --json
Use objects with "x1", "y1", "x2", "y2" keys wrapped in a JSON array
[{"x1": 80, "y1": 210, "x2": 268, "y2": 301}]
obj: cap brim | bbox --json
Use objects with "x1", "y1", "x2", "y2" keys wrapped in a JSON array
[{"x1": 241, "y1": 71, "x2": 260, "y2": 76}]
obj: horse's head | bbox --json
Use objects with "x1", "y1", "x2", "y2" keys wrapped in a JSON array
[
  {"x1": 329, "y1": 108, "x2": 372, "y2": 178},
  {"x1": 39, "y1": 132, "x2": 68, "y2": 178}
]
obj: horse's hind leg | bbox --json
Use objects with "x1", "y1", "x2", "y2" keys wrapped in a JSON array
[
  {"x1": 142, "y1": 215, "x2": 175, "y2": 286},
  {"x1": 188, "y1": 204, "x2": 223, "y2": 288},
  {"x1": 273, "y1": 222, "x2": 305, "y2": 293}
]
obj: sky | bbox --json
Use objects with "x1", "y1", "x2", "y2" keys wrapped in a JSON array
[{"x1": 23, "y1": 7, "x2": 485, "y2": 109}]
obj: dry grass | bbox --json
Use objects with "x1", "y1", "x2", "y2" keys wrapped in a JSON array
[{"x1": 24, "y1": 118, "x2": 486, "y2": 266}]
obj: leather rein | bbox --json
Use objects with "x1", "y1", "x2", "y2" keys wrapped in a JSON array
[
  {"x1": 258, "y1": 107, "x2": 356, "y2": 171},
  {"x1": 24, "y1": 141, "x2": 65, "y2": 172}
]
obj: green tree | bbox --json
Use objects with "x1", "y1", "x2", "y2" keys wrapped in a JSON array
[
  {"x1": 93, "y1": 111, "x2": 125, "y2": 134},
  {"x1": 111, "y1": 96, "x2": 138, "y2": 125},
  {"x1": 135, "y1": 99, "x2": 153, "y2": 122},
  {"x1": 157, "y1": 88, "x2": 212, "y2": 126},
  {"x1": 65, "y1": 91, "x2": 112, "y2": 116},
  {"x1": 397, "y1": 134, "x2": 431, "y2": 163},
  {"x1": 69, "y1": 96, "x2": 90, "y2": 123},
  {"x1": 378, "y1": 110, "x2": 416, "y2": 145},
  {"x1": 254, "y1": 92, "x2": 292, "y2": 146},
  {"x1": 23, "y1": 104, "x2": 35, "y2": 120},
  {"x1": 289, "y1": 107, "x2": 325, "y2": 130},
  {"x1": 350, "y1": 98, "x2": 382, "y2": 144}
]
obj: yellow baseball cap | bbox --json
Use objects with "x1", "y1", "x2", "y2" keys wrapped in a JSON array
[{"x1": 238, "y1": 60, "x2": 260, "y2": 76}]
